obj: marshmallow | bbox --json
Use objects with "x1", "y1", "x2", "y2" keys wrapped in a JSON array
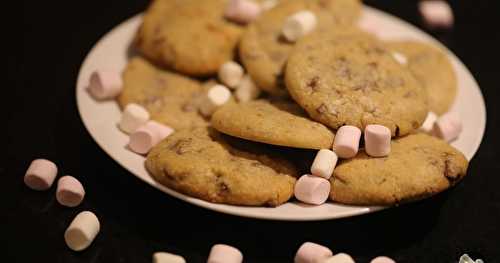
[
  {"x1": 64, "y1": 211, "x2": 100, "y2": 251},
  {"x1": 419, "y1": 0, "x2": 454, "y2": 29},
  {"x1": 199, "y1": 85, "x2": 232, "y2": 117},
  {"x1": 261, "y1": 0, "x2": 278, "y2": 11},
  {"x1": 56, "y1": 176, "x2": 85, "y2": 207},
  {"x1": 119, "y1": 103, "x2": 150, "y2": 134},
  {"x1": 332, "y1": 126, "x2": 361, "y2": 159},
  {"x1": 235, "y1": 75, "x2": 261, "y2": 102},
  {"x1": 218, "y1": 61, "x2": 244, "y2": 89},
  {"x1": 207, "y1": 244, "x2": 243, "y2": 263},
  {"x1": 225, "y1": 0, "x2": 261, "y2": 24},
  {"x1": 364, "y1": 125, "x2": 391, "y2": 157},
  {"x1": 321, "y1": 253, "x2": 355, "y2": 263},
  {"x1": 294, "y1": 242, "x2": 333, "y2": 263},
  {"x1": 153, "y1": 252, "x2": 186, "y2": 263},
  {"x1": 392, "y1": 52, "x2": 407, "y2": 65},
  {"x1": 419, "y1": 111, "x2": 438, "y2": 133},
  {"x1": 129, "y1": 121, "x2": 174, "y2": 155},
  {"x1": 294, "y1": 175, "x2": 331, "y2": 205},
  {"x1": 87, "y1": 70, "x2": 123, "y2": 100},
  {"x1": 432, "y1": 112, "x2": 462, "y2": 142},
  {"x1": 459, "y1": 254, "x2": 475, "y2": 263},
  {"x1": 282, "y1": 11, "x2": 317, "y2": 42},
  {"x1": 24, "y1": 159, "x2": 58, "y2": 191},
  {"x1": 370, "y1": 256, "x2": 396, "y2": 263},
  {"x1": 310, "y1": 149, "x2": 338, "y2": 179}
]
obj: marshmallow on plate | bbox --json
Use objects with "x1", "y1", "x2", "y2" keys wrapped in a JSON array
[
  {"x1": 129, "y1": 121, "x2": 174, "y2": 155},
  {"x1": 321, "y1": 253, "x2": 355, "y2": 263},
  {"x1": 332, "y1": 126, "x2": 361, "y2": 159},
  {"x1": 282, "y1": 11, "x2": 317, "y2": 42},
  {"x1": 24, "y1": 159, "x2": 58, "y2": 191},
  {"x1": 419, "y1": 111, "x2": 438, "y2": 133},
  {"x1": 294, "y1": 242, "x2": 333, "y2": 263},
  {"x1": 218, "y1": 61, "x2": 244, "y2": 89},
  {"x1": 419, "y1": 0, "x2": 454, "y2": 29},
  {"x1": 392, "y1": 52, "x2": 408, "y2": 65},
  {"x1": 310, "y1": 149, "x2": 338, "y2": 179},
  {"x1": 64, "y1": 211, "x2": 100, "y2": 251},
  {"x1": 294, "y1": 174, "x2": 331, "y2": 205},
  {"x1": 225, "y1": 0, "x2": 261, "y2": 24},
  {"x1": 364, "y1": 124, "x2": 391, "y2": 157},
  {"x1": 235, "y1": 75, "x2": 261, "y2": 102},
  {"x1": 200, "y1": 85, "x2": 232, "y2": 117},
  {"x1": 119, "y1": 103, "x2": 150, "y2": 134},
  {"x1": 87, "y1": 70, "x2": 123, "y2": 100},
  {"x1": 370, "y1": 256, "x2": 396, "y2": 263},
  {"x1": 207, "y1": 244, "x2": 243, "y2": 263},
  {"x1": 56, "y1": 176, "x2": 85, "y2": 207},
  {"x1": 432, "y1": 112, "x2": 462, "y2": 142},
  {"x1": 153, "y1": 252, "x2": 186, "y2": 263},
  {"x1": 261, "y1": 0, "x2": 278, "y2": 11}
]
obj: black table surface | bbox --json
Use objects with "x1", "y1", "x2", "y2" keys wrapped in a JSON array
[{"x1": 9, "y1": 1, "x2": 500, "y2": 262}]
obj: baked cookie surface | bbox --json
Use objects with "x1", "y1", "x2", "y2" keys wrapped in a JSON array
[{"x1": 330, "y1": 133, "x2": 468, "y2": 205}]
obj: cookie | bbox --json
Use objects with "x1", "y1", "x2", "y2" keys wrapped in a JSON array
[
  {"x1": 330, "y1": 133, "x2": 468, "y2": 205},
  {"x1": 135, "y1": 0, "x2": 242, "y2": 76},
  {"x1": 211, "y1": 100, "x2": 335, "y2": 149},
  {"x1": 386, "y1": 41, "x2": 457, "y2": 115},
  {"x1": 117, "y1": 57, "x2": 209, "y2": 130},
  {"x1": 145, "y1": 127, "x2": 299, "y2": 206},
  {"x1": 240, "y1": 0, "x2": 362, "y2": 96},
  {"x1": 285, "y1": 33, "x2": 428, "y2": 136}
]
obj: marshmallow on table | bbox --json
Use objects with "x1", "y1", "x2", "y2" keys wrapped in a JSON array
[
  {"x1": 207, "y1": 244, "x2": 243, "y2": 263},
  {"x1": 235, "y1": 75, "x2": 261, "y2": 102},
  {"x1": 200, "y1": 85, "x2": 232, "y2": 117},
  {"x1": 370, "y1": 256, "x2": 396, "y2": 263},
  {"x1": 419, "y1": 111, "x2": 438, "y2": 133},
  {"x1": 119, "y1": 103, "x2": 150, "y2": 134},
  {"x1": 225, "y1": 0, "x2": 261, "y2": 24},
  {"x1": 392, "y1": 52, "x2": 408, "y2": 65},
  {"x1": 294, "y1": 242, "x2": 333, "y2": 263},
  {"x1": 261, "y1": 0, "x2": 278, "y2": 11},
  {"x1": 332, "y1": 125, "x2": 361, "y2": 159},
  {"x1": 294, "y1": 174, "x2": 331, "y2": 205},
  {"x1": 129, "y1": 121, "x2": 174, "y2": 155},
  {"x1": 310, "y1": 149, "x2": 338, "y2": 179},
  {"x1": 419, "y1": 0, "x2": 454, "y2": 29},
  {"x1": 153, "y1": 252, "x2": 186, "y2": 263},
  {"x1": 24, "y1": 159, "x2": 58, "y2": 191},
  {"x1": 282, "y1": 10, "x2": 317, "y2": 42},
  {"x1": 56, "y1": 176, "x2": 85, "y2": 207},
  {"x1": 432, "y1": 112, "x2": 462, "y2": 142},
  {"x1": 321, "y1": 253, "x2": 355, "y2": 263},
  {"x1": 87, "y1": 70, "x2": 123, "y2": 100},
  {"x1": 64, "y1": 211, "x2": 100, "y2": 251},
  {"x1": 218, "y1": 61, "x2": 244, "y2": 89},
  {"x1": 364, "y1": 124, "x2": 391, "y2": 157}
]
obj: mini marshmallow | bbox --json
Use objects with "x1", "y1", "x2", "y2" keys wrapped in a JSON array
[
  {"x1": 282, "y1": 10, "x2": 317, "y2": 42},
  {"x1": 364, "y1": 125, "x2": 391, "y2": 157},
  {"x1": 87, "y1": 70, "x2": 123, "y2": 100},
  {"x1": 64, "y1": 211, "x2": 100, "y2": 251},
  {"x1": 225, "y1": 0, "x2": 261, "y2": 24},
  {"x1": 119, "y1": 103, "x2": 150, "y2": 134},
  {"x1": 294, "y1": 175, "x2": 331, "y2": 205},
  {"x1": 294, "y1": 242, "x2": 333, "y2": 263},
  {"x1": 321, "y1": 253, "x2": 355, "y2": 263},
  {"x1": 129, "y1": 121, "x2": 174, "y2": 155},
  {"x1": 200, "y1": 85, "x2": 232, "y2": 117},
  {"x1": 370, "y1": 256, "x2": 396, "y2": 263},
  {"x1": 332, "y1": 126, "x2": 361, "y2": 159},
  {"x1": 153, "y1": 252, "x2": 186, "y2": 263},
  {"x1": 310, "y1": 149, "x2": 338, "y2": 179},
  {"x1": 261, "y1": 0, "x2": 278, "y2": 11},
  {"x1": 235, "y1": 75, "x2": 261, "y2": 102},
  {"x1": 218, "y1": 61, "x2": 244, "y2": 89},
  {"x1": 392, "y1": 52, "x2": 408, "y2": 65},
  {"x1": 459, "y1": 255, "x2": 475, "y2": 263},
  {"x1": 432, "y1": 112, "x2": 462, "y2": 142},
  {"x1": 419, "y1": 0, "x2": 454, "y2": 29},
  {"x1": 56, "y1": 176, "x2": 85, "y2": 207},
  {"x1": 207, "y1": 244, "x2": 243, "y2": 263},
  {"x1": 24, "y1": 159, "x2": 58, "y2": 191},
  {"x1": 419, "y1": 111, "x2": 438, "y2": 133}
]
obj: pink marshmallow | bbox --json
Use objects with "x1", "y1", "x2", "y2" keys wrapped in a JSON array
[
  {"x1": 207, "y1": 244, "x2": 243, "y2": 263},
  {"x1": 432, "y1": 112, "x2": 462, "y2": 142},
  {"x1": 129, "y1": 121, "x2": 174, "y2": 155},
  {"x1": 56, "y1": 176, "x2": 85, "y2": 207},
  {"x1": 364, "y1": 125, "x2": 391, "y2": 157},
  {"x1": 332, "y1": 126, "x2": 361, "y2": 158},
  {"x1": 370, "y1": 256, "x2": 396, "y2": 263},
  {"x1": 87, "y1": 70, "x2": 123, "y2": 100},
  {"x1": 294, "y1": 242, "x2": 333, "y2": 263},
  {"x1": 24, "y1": 159, "x2": 58, "y2": 191},
  {"x1": 419, "y1": 0, "x2": 454, "y2": 29},
  {"x1": 225, "y1": 0, "x2": 261, "y2": 24},
  {"x1": 294, "y1": 175, "x2": 331, "y2": 205}
]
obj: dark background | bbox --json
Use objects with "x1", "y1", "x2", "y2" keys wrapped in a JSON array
[{"x1": 8, "y1": 0, "x2": 499, "y2": 262}]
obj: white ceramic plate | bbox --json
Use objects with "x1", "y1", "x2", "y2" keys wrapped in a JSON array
[{"x1": 76, "y1": 6, "x2": 486, "y2": 221}]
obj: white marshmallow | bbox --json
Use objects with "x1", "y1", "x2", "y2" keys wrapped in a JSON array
[
  {"x1": 235, "y1": 75, "x2": 261, "y2": 102},
  {"x1": 459, "y1": 254, "x2": 474, "y2": 263},
  {"x1": 225, "y1": 0, "x2": 261, "y2": 24},
  {"x1": 207, "y1": 244, "x2": 243, "y2": 263},
  {"x1": 294, "y1": 174, "x2": 331, "y2": 205},
  {"x1": 419, "y1": 111, "x2": 438, "y2": 133},
  {"x1": 310, "y1": 149, "x2": 338, "y2": 179},
  {"x1": 56, "y1": 176, "x2": 85, "y2": 207},
  {"x1": 419, "y1": 0, "x2": 454, "y2": 29},
  {"x1": 364, "y1": 125, "x2": 391, "y2": 157},
  {"x1": 24, "y1": 159, "x2": 58, "y2": 191},
  {"x1": 153, "y1": 252, "x2": 186, "y2": 263},
  {"x1": 392, "y1": 52, "x2": 408, "y2": 65},
  {"x1": 370, "y1": 256, "x2": 396, "y2": 263},
  {"x1": 129, "y1": 121, "x2": 174, "y2": 155},
  {"x1": 321, "y1": 253, "x2": 355, "y2": 263},
  {"x1": 218, "y1": 61, "x2": 244, "y2": 89},
  {"x1": 200, "y1": 85, "x2": 232, "y2": 117},
  {"x1": 261, "y1": 0, "x2": 278, "y2": 11},
  {"x1": 282, "y1": 11, "x2": 317, "y2": 42},
  {"x1": 432, "y1": 112, "x2": 462, "y2": 142},
  {"x1": 332, "y1": 126, "x2": 361, "y2": 159},
  {"x1": 64, "y1": 211, "x2": 100, "y2": 251},
  {"x1": 87, "y1": 70, "x2": 123, "y2": 100},
  {"x1": 119, "y1": 103, "x2": 150, "y2": 134},
  {"x1": 294, "y1": 242, "x2": 333, "y2": 263}
]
